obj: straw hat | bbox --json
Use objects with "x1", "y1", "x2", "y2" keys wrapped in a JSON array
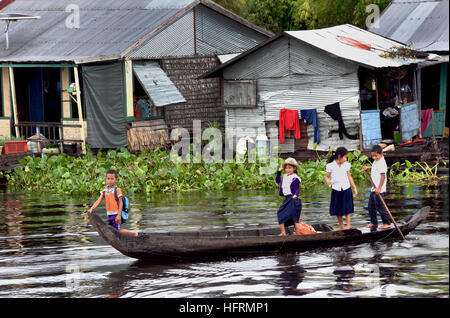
[{"x1": 282, "y1": 157, "x2": 301, "y2": 170}]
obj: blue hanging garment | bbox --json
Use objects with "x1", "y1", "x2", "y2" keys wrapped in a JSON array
[{"x1": 300, "y1": 109, "x2": 320, "y2": 144}]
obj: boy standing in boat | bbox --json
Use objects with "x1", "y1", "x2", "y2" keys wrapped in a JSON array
[
  {"x1": 363, "y1": 145, "x2": 391, "y2": 230},
  {"x1": 87, "y1": 170, "x2": 137, "y2": 236}
]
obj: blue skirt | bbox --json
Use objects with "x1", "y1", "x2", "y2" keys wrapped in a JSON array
[
  {"x1": 277, "y1": 195, "x2": 302, "y2": 225},
  {"x1": 330, "y1": 188, "x2": 354, "y2": 216}
]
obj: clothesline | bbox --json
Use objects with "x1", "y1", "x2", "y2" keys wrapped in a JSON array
[
  {"x1": 297, "y1": 94, "x2": 360, "y2": 112},
  {"x1": 280, "y1": 96, "x2": 360, "y2": 145}
]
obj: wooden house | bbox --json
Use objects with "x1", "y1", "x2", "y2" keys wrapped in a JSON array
[{"x1": 0, "y1": 0, "x2": 271, "y2": 152}]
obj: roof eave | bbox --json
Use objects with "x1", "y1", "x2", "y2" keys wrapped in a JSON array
[{"x1": 74, "y1": 54, "x2": 122, "y2": 65}]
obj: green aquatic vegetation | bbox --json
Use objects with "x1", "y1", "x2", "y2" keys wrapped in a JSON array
[
  {"x1": 389, "y1": 160, "x2": 447, "y2": 184},
  {"x1": 2, "y1": 146, "x2": 445, "y2": 196},
  {"x1": 4, "y1": 148, "x2": 277, "y2": 196}
]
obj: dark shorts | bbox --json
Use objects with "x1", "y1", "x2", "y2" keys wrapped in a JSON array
[
  {"x1": 107, "y1": 214, "x2": 121, "y2": 230},
  {"x1": 330, "y1": 188, "x2": 354, "y2": 217},
  {"x1": 277, "y1": 195, "x2": 302, "y2": 225}
]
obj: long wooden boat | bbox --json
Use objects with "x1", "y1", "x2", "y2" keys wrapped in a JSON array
[{"x1": 88, "y1": 206, "x2": 430, "y2": 260}]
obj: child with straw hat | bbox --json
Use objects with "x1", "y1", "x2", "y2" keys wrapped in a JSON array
[{"x1": 275, "y1": 157, "x2": 302, "y2": 236}]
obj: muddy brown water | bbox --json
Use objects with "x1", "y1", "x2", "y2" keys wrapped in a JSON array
[{"x1": 0, "y1": 183, "x2": 448, "y2": 298}]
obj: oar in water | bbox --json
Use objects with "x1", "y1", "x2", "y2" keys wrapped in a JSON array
[{"x1": 364, "y1": 170, "x2": 406, "y2": 241}]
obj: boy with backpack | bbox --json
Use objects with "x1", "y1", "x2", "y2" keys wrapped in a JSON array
[{"x1": 88, "y1": 169, "x2": 138, "y2": 236}]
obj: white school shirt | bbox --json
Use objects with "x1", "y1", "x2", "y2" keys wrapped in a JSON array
[
  {"x1": 281, "y1": 173, "x2": 301, "y2": 196},
  {"x1": 326, "y1": 161, "x2": 351, "y2": 191},
  {"x1": 371, "y1": 156, "x2": 387, "y2": 193}
]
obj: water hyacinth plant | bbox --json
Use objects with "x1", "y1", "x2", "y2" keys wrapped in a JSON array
[
  {"x1": 1, "y1": 146, "x2": 444, "y2": 196},
  {"x1": 4, "y1": 147, "x2": 278, "y2": 196}
]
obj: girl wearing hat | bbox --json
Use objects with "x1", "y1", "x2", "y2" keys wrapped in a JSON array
[{"x1": 276, "y1": 157, "x2": 303, "y2": 236}]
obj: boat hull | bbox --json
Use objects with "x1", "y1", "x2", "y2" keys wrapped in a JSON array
[{"x1": 88, "y1": 207, "x2": 430, "y2": 260}]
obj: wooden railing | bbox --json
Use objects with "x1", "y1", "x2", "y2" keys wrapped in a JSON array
[{"x1": 13, "y1": 122, "x2": 83, "y2": 153}]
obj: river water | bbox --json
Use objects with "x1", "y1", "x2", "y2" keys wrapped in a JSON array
[{"x1": 0, "y1": 182, "x2": 448, "y2": 298}]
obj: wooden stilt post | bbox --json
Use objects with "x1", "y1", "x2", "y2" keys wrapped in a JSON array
[
  {"x1": 8, "y1": 67, "x2": 20, "y2": 137},
  {"x1": 73, "y1": 66, "x2": 86, "y2": 154}
]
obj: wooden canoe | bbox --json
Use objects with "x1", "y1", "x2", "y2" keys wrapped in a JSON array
[{"x1": 88, "y1": 206, "x2": 430, "y2": 260}]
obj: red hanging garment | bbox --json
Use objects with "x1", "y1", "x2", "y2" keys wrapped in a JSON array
[{"x1": 279, "y1": 109, "x2": 301, "y2": 144}]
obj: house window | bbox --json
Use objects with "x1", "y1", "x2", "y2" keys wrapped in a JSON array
[{"x1": 223, "y1": 80, "x2": 257, "y2": 108}]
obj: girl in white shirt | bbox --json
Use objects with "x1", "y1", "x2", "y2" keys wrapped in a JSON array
[{"x1": 325, "y1": 147, "x2": 358, "y2": 230}]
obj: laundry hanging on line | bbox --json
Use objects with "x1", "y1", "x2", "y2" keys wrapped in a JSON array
[
  {"x1": 279, "y1": 109, "x2": 301, "y2": 144},
  {"x1": 421, "y1": 109, "x2": 433, "y2": 135},
  {"x1": 300, "y1": 109, "x2": 320, "y2": 144},
  {"x1": 324, "y1": 102, "x2": 358, "y2": 140}
]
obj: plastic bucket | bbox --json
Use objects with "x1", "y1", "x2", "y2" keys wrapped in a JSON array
[{"x1": 393, "y1": 131, "x2": 401, "y2": 144}]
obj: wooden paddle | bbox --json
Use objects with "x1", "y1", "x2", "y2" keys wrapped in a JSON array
[{"x1": 364, "y1": 170, "x2": 406, "y2": 241}]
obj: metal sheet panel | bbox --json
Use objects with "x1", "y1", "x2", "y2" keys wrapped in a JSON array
[
  {"x1": 400, "y1": 102, "x2": 420, "y2": 142},
  {"x1": 258, "y1": 73, "x2": 361, "y2": 151},
  {"x1": 265, "y1": 121, "x2": 295, "y2": 153},
  {"x1": 0, "y1": 0, "x2": 184, "y2": 62},
  {"x1": 217, "y1": 53, "x2": 240, "y2": 64},
  {"x1": 226, "y1": 105, "x2": 266, "y2": 143},
  {"x1": 195, "y1": 5, "x2": 268, "y2": 55},
  {"x1": 126, "y1": 4, "x2": 269, "y2": 58},
  {"x1": 289, "y1": 37, "x2": 358, "y2": 76},
  {"x1": 133, "y1": 61, "x2": 186, "y2": 107},
  {"x1": 370, "y1": 0, "x2": 449, "y2": 52},
  {"x1": 126, "y1": 10, "x2": 195, "y2": 58},
  {"x1": 390, "y1": 2, "x2": 440, "y2": 45},
  {"x1": 146, "y1": 0, "x2": 195, "y2": 9},
  {"x1": 285, "y1": 24, "x2": 432, "y2": 68},
  {"x1": 223, "y1": 36, "x2": 290, "y2": 80},
  {"x1": 361, "y1": 110, "x2": 382, "y2": 150}
]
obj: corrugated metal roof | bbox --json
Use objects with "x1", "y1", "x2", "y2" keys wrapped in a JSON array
[
  {"x1": 133, "y1": 61, "x2": 186, "y2": 107},
  {"x1": 370, "y1": 0, "x2": 449, "y2": 52},
  {"x1": 0, "y1": 0, "x2": 272, "y2": 63},
  {"x1": 0, "y1": 0, "x2": 191, "y2": 62},
  {"x1": 285, "y1": 24, "x2": 434, "y2": 69},
  {"x1": 217, "y1": 53, "x2": 240, "y2": 64},
  {"x1": 126, "y1": 4, "x2": 269, "y2": 58},
  {"x1": 126, "y1": 10, "x2": 196, "y2": 58},
  {"x1": 223, "y1": 36, "x2": 290, "y2": 79},
  {"x1": 203, "y1": 24, "x2": 438, "y2": 79}
]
